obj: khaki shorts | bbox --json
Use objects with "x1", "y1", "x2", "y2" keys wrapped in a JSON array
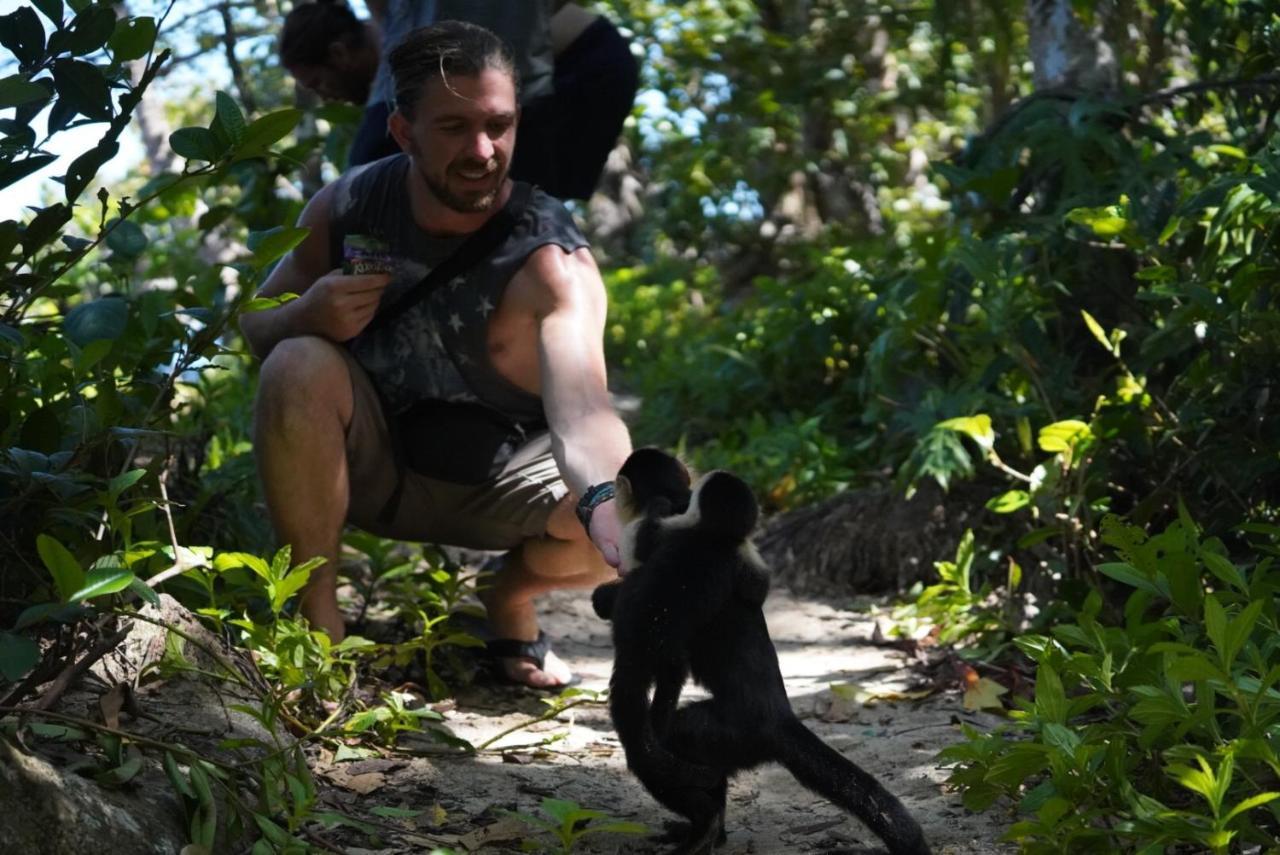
[{"x1": 339, "y1": 347, "x2": 568, "y2": 550}]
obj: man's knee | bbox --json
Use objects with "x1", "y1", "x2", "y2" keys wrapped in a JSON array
[{"x1": 256, "y1": 336, "x2": 352, "y2": 423}]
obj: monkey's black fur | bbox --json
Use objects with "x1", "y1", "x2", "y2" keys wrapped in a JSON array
[{"x1": 595, "y1": 450, "x2": 931, "y2": 855}]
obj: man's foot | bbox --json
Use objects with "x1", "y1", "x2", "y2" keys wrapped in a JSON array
[{"x1": 497, "y1": 645, "x2": 574, "y2": 689}]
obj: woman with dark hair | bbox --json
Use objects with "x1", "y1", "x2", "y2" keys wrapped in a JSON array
[{"x1": 277, "y1": 1, "x2": 638, "y2": 200}]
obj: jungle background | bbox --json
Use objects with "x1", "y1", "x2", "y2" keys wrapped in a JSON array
[{"x1": 1, "y1": 0, "x2": 1278, "y2": 852}]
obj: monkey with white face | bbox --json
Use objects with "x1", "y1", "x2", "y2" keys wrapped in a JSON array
[{"x1": 594, "y1": 448, "x2": 931, "y2": 855}]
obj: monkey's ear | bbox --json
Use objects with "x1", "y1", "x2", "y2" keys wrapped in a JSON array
[{"x1": 615, "y1": 474, "x2": 636, "y2": 520}]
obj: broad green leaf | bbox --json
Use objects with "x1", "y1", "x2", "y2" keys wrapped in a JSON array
[
  {"x1": 1208, "y1": 144, "x2": 1247, "y2": 159},
  {"x1": 64, "y1": 296, "x2": 128, "y2": 346},
  {"x1": 1224, "y1": 599, "x2": 1264, "y2": 667},
  {"x1": 32, "y1": 0, "x2": 63, "y2": 25},
  {"x1": 214, "y1": 551, "x2": 271, "y2": 580},
  {"x1": 0, "y1": 631, "x2": 40, "y2": 681},
  {"x1": 1034, "y1": 663, "x2": 1067, "y2": 725},
  {"x1": 239, "y1": 293, "x2": 300, "y2": 313},
  {"x1": 248, "y1": 226, "x2": 309, "y2": 267},
  {"x1": 0, "y1": 7, "x2": 46, "y2": 66},
  {"x1": 63, "y1": 140, "x2": 118, "y2": 203},
  {"x1": 108, "y1": 468, "x2": 146, "y2": 496},
  {"x1": 0, "y1": 75, "x2": 52, "y2": 108},
  {"x1": 63, "y1": 3, "x2": 116, "y2": 54},
  {"x1": 1097, "y1": 562, "x2": 1162, "y2": 596},
  {"x1": 937, "y1": 414, "x2": 994, "y2": 452},
  {"x1": 52, "y1": 59, "x2": 112, "y2": 122},
  {"x1": 36, "y1": 534, "x2": 85, "y2": 601},
  {"x1": 1200, "y1": 550, "x2": 1246, "y2": 591},
  {"x1": 108, "y1": 16, "x2": 156, "y2": 62},
  {"x1": 234, "y1": 108, "x2": 303, "y2": 159},
  {"x1": 1065, "y1": 204, "x2": 1128, "y2": 237},
  {"x1": 986, "y1": 490, "x2": 1029, "y2": 513},
  {"x1": 270, "y1": 570, "x2": 312, "y2": 612},
  {"x1": 128, "y1": 576, "x2": 161, "y2": 608},
  {"x1": 169, "y1": 127, "x2": 223, "y2": 163},
  {"x1": 67, "y1": 567, "x2": 135, "y2": 601},
  {"x1": 105, "y1": 219, "x2": 147, "y2": 258},
  {"x1": 1038, "y1": 420, "x2": 1091, "y2": 453},
  {"x1": 211, "y1": 91, "x2": 247, "y2": 150},
  {"x1": 0, "y1": 322, "x2": 24, "y2": 347}
]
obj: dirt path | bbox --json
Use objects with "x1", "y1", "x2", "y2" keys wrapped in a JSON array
[{"x1": 318, "y1": 587, "x2": 1013, "y2": 854}]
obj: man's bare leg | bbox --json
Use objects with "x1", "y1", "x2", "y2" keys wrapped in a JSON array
[
  {"x1": 254, "y1": 336, "x2": 353, "y2": 641},
  {"x1": 479, "y1": 495, "x2": 614, "y2": 687}
]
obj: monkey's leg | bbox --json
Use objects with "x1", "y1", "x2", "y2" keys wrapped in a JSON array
[{"x1": 775, "y1": 716, "x2": 930, "y2": 855}]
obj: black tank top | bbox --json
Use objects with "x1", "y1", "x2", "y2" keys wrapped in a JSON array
[{"x1": 327, "y1": 154, "x2": 589, "y2": 424}]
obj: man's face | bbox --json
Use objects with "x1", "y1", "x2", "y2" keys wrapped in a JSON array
[
  {"x1": 287, "y1": 61, "x2": 369, "y2": 104},
  {"x1": 397, "y1": 67, "x2": 518, "y2": 214}
]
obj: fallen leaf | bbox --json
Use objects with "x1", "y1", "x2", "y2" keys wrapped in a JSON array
[
  {"x1": 453, "y1": 816, "x2": 528, "y2": 851},
  {"x1": 99, "y1": 683, "x2": 127, "y2": 729},
  {"x1": 340, "y1": 771, "x2": 386, "y2": 794},
  {"x1": 962, "y1": 677, "x2": 1008, "y2": 712}
]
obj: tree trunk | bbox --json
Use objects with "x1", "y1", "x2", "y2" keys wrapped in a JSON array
[{"x1": 1026, "y1": 0, "x2": 1119, "y2": 93}]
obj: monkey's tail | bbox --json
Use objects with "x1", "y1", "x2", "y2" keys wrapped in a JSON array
[{"x1": 776, "y1": 717, "x2": 931, "y2": 855}]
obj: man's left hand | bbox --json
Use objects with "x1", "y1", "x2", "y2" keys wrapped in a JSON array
[{"x1": 588, "y1": 498, "x2": 622, "y2": 568}]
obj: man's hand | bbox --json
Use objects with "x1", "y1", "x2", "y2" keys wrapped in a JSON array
[
  {"x1": 588, "y1": 497, "x2": 622, "y2": 568},
  {"x1": 296, "y1": 269, "x2": 391, "y2": 342}
]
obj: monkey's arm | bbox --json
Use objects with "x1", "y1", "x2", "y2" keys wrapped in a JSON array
[{"x1": 591, "y1": 581, "x2": 621, "y2": 620}]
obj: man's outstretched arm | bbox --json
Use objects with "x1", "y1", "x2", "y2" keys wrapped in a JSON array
[{"x1": 527, "y1": 245, "x2": 631, "y2": 563}]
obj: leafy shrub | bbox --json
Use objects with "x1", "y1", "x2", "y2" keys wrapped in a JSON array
[{"x1": 940, "y1": 514, "x2": 1280, "y2": 852}]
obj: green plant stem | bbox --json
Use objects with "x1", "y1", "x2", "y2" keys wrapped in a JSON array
[{"x1": 473, "y1": 696, "x2": 603, "y2": 752}]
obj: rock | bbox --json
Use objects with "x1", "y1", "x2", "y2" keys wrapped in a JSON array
[{"x1": 0, "y1": 737, "x2": 186, "y2": 855}]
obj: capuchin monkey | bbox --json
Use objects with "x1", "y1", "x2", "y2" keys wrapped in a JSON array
[{"x1": 594, "y1": 449, "x2": 931, "y2": 855}]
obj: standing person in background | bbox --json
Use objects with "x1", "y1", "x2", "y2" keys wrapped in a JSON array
[{"x1": 278, "y1": 0, "x2": 638, "y2": 200}]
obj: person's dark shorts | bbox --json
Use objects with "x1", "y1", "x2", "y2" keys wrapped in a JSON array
[{"x1": 338, "y1": 346, "x2": 568, "y2": 550}]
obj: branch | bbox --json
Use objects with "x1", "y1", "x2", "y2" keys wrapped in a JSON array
[
  {"x1": 218, "y1": 1, "x2": 258, "y2": 114},
  {"x1": 1140, "y1": 74, "x2": 1280, "y2": 106}
]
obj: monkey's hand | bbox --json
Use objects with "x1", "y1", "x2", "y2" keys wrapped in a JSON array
[{"x1": 591, "y1": 581, "x2": 622, "y2": 620}]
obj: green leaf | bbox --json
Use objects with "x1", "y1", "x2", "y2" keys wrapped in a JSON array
[
  {"x1": 52, "y1": 59, "x2": 112, "y2": 122},
  {"x1": 937, "y1": 414, "x2": 994, "y2": 452},
  {"x1": 1065, "y1": 203, "x2": 1129, "y2": 237},
  {"x1": 234, "y1": 108, "x2": 303, "y2": 159},
  {"x1": 240, "y1": 293, "x2": 299, "y2": 313},
  {"x1": 0, "y1": 75, "x2": 53, "y2": 108},
  {"x1": 1080, "y1": 310, "x2": 1117, "y2": 357},
  {"x1": 986, "y1": 490, "x2": 1029, "y2": 513},
  {"x1": 169, "y1": 127, "x2": 223, "y2": 163},
  {"x1": 1204, "y1": 594, "x2": 1228, "y2": 663},
  {"x1": 67, "y1": 567, "x2": 135, "y2": 601},
  {"x1": 0, "y1": 631, "x2": 40, "y2": 682},
  {"x1": 211, "y1": 91, "x2": 247, "y2": 149},
  {"x1": 32, "y1": 0, "x2": 64, "y2": 25},
  {"x1": 63, "y1": 140, "x2": 119, "y2": 203},
  {"x1": 108, "y1": 16, "x2": 156, "y2": 62},
  {"x1": 0, "y1": 7, "x2": 46, "y2": 66},
  {"x1": 1038, "y1": 420, "x2": 1091, "y2": 453},
  {"x1": 1224, "y1": 791, "x2": 1280, "y2": 822},
  {"x1": 248, "y1": 226, "x2": 309, "y2": 267},
  {"x1": 214, "y1": 551, "x2": 271, "y2": 580},
  {"x1": 1034, "y1": 663, "x2": 1067, "y2": 725},
  {"x1": 64, "y1": 296, "x2": 128, "y2": 346},
  {"x1": 37, "y1": 534, "x2": 85, "y2": 602},
  {"x1": 1097, "y1": 562, "x2": 1163, "y2": 596},
  {"x1": 1224, "y1": 599, "x2": 1264, "y2": 668},
  {"x1": 1200, "y1": 550, "x2": 1246, "y2": 591},
  {"x1": 128, "y1": 576, "x2": 161, "y2": 608},
  {"x1": 63, "y1": 4, "x2": 116, "y2": 55},
  {"x1": 109, "y1": 468, "x2": 146, "y2": 496},
  {"x1": 105, "y1": 219, "x2": 147, "y2": 258}
]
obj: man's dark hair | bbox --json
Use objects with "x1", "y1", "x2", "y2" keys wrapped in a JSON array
[
  {"x1": 389, "y1": 20, "x2": 519, "y2": 118},
  {"x1": 279, "y1": 0, "x2": 364, "y2": 68}
]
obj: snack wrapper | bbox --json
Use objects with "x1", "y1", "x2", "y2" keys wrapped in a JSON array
[{"x1": 342, "y1": 235, "x2": 393, "y2": 275}]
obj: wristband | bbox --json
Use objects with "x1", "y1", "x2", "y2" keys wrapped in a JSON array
[{"x1": 575, "y1": 481, "x2": 616, "y2": 533}]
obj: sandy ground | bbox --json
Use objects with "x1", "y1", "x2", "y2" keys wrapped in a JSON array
[{"x1": 314, "y1": 586, "x2": 1014, "y2": 854}]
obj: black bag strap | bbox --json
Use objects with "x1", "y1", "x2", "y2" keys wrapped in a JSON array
[{"x1": 363, "y1": 180, "x2": 533, "y2": 334}]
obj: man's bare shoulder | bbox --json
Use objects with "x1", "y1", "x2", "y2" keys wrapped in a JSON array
[{"x1": 511, "y1": 244, "x2": 604, "y2": 317}]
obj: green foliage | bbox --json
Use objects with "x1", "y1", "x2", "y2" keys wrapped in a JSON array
[
  {"x1": 511, "y1": 797, "x2": 648, "y2": 854},
  {"x1": 939, "y1": 516, "x2": 1280, "y2": 852}
]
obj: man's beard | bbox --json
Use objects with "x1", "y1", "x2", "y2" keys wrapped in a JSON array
[{"x1": 416, "y1": 155, "x2": 507, "y2": 214}]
